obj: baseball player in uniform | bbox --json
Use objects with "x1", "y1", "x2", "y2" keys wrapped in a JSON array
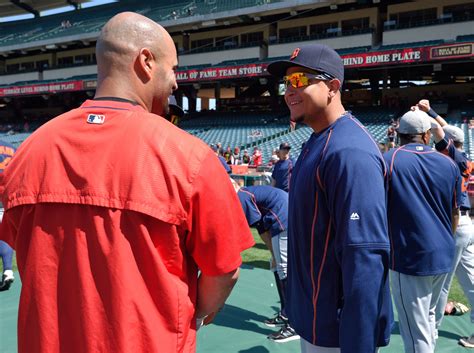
[
  {"x1": 267, "y1": 44, "x2": 392, "y2": 353},
  {"x1": 414, "y1": 99, "x2": 474, "y2": 348},
  {"x1": 0, "y1": 140, "x2": 15, "y2": 291},
  {"x1": 271, "y1": 142, "x2": 295, "y2": 192},
  {"x1": 235, "y1": 183, "x2": 299, "y2": 342},
  {"x1": 384, "y1": 109, "x2": 461, "y2": 353}
]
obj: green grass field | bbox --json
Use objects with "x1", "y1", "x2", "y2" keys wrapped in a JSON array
[
  {"x1": 242, "y1": 229, "x2": 469, "y2": 306},
  {"x1": 7, "y1": 229, "x2": 468, "y2": 306}
]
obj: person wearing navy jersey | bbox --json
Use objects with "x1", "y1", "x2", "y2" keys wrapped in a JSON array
[
  {"x1": 234, "y1": 182, "x2": 299, "y2": 343},
  {"x1": 384, "y1": 109, "x2": 461, "y2": 353},
  {"x1": 267, "y1": 44, "x2": 392, "y2": 353},
  {"x1": 414, "y1": 99, "x2": 474, "y2": 348},
  {"x1": 272, "y1": 142, "x2": 295, "y2": 192},
  {"x1": 211, "y1": 144, "x2": 231, "y2": 174},
  {"x1": 0, "y1": 140, "x2": 15, "y2": 291}
]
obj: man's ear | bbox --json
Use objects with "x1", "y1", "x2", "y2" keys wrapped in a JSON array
[
  {"x1": 421, "y1": 131, "x2": 430, "y2": 145},
  {"x1": 327, "y1": 79, "x2": 341, "y2": 98},
  {"x1": 136, "y1": 48, "x2": 154, "y2": 81}
]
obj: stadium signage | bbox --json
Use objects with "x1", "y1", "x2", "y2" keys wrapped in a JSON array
[
  {"x1": 342, "y1": 49, "x2": 423, "y2": 67},
  {"x1": 176, "y1": 64, "x2": 266, "y2": 82},
  {"x1": 341, "y1": 42, "x2": 473, "y2": 68},
  {"x1": 0, "y1": 80, "x2": 83, "y2": 97},
  {"x1": 430, "y1": 43, "x2": 473, "y2": 60}
]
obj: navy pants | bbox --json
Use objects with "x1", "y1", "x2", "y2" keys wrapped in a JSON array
[{"x1": 0, "y1": 240, "x2": 13, "y2": 272}]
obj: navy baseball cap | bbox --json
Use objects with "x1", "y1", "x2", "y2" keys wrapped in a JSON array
[
  {"x1": 267, "y1": 44, "x2": 344, "y2": 83},
  {"x1": 168, "y1": 95, "x2": 184, "y2": 118},
  {"x1": 279, "y1": 142, "x2": 291, "y2": 150}
]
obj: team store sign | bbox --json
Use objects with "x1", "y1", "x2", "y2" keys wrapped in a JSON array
[{"x1": 176, "y1": 64, "x2": 265, "y2": 82}]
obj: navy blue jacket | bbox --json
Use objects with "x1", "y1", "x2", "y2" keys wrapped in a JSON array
[
  {"x1": 288, "y1": 114, "x2": 392, "y2": 352},
  {"x1": 218, "y1": 155, "x2": 231, "y2": 174},
  {"x1": 237, "y1": 185, "x2": 287, "y2": 237},
  {"x1": 435, "y1": 138, "x2": 471, "y2": 210},
  {"x1": 384, "y1": 143, "x2": 461, "y2": 275},
  {"x1": 272, "y1": 158, "x2": 295, "y2": 192}
]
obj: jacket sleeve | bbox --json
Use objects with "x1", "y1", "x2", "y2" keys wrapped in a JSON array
[{"x1": 321, "y1": 148, "x2": 392, "y2": 353}]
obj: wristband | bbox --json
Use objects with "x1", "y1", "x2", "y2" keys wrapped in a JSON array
[{"x1": 427, "y1": 108, "x2": 438, "y2": 118}]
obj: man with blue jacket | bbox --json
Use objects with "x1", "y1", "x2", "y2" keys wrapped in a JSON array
[
  {"x1": 384, "y1": 109, "x2": 460, "y2": 353},
  {"x1": 267, "y1": 44, "x2": 392, "y2": 353}
]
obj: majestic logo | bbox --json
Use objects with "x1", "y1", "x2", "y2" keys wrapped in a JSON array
[
  {"x1": 416, "y1": 146, "x2": 424, "y2": 151},
  {"x1": 350, "y1": 212, "x2": 360, "y2": 220},
  {"x1": 290, "y1": 48, "x2": 300, "y2": 60},
  {"x1": 87, "y1": 114, "x2": 105, "y2": 125}
]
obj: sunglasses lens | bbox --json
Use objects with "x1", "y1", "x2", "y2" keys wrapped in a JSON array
[{"x1": 284, "y1": 73, "x2": 309, "y2": 88}]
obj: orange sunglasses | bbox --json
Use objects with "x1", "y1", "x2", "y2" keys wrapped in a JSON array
[{"x1": 283, "y1": 72, "x2": 334, "y2": 89}]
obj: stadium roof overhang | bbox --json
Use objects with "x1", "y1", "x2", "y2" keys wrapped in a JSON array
[{"x1": 0, "y1": 0, "x2": 87, "y2": 18}]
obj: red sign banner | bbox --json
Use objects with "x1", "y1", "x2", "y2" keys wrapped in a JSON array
[
  {"x1": 430, "y1": 43, "x2": 473, "y2": 60},
  {"x1": 0, "y1": 42, "x2": 472, "y2": 96},
  {"x1": 341, "y1": 48, "x2": 425, "y2": 67},
  {"x1": 340, "y1": 42, "x2": 473, "y2": 68},
  {"x1": 176, "y1": 64, "x2": 267, "y2": 82},
  {"x1": 0, "y1": 80, "x2": 83, "y2": 97}
]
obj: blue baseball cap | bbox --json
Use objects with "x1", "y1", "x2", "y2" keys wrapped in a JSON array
[
  {"x1": 267, "y1": 44, "x2": 344, "y2": 83},
  {"x1": 168, "y1": 95, "x2": 184, "y2": 118}
]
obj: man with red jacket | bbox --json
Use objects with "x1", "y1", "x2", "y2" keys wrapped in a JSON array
[{"x1": 0, "y1": 12, "x2": 254, "y2": 353}]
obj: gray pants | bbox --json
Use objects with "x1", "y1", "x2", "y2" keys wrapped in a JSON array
[
  {"x1": 271, "y1": 230, "x2": 288, "y2": 280},
  {"x1": 435, "y1": 214, "x2": 474, "y2": 326},
  {"x1": 300, "y1": 338, "x2": 379, "y2": 353},
  {"x1": 300, "y1": 338, "x2": 340, "y2": 353},
  {"x1": 391, "y1": 270, "x2": 448, "y2": 353}
]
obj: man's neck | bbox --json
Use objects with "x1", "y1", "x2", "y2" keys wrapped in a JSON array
[{"x1": 308, "y1": 104, "x2": 347, "y2": 133}]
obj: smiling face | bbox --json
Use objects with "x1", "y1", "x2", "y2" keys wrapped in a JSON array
[{"x1": 283, "y1": 66, "x2": 334, "y2": 126}]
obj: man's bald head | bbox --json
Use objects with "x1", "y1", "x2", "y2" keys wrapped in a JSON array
[
  {"x1": 96, "y1": 12, "x2": 170, "y2": 74},
  {"x1": 94, "y1": 12, "x2": 178, "y2": 116}
]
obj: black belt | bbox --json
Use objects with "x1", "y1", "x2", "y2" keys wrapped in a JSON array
[{"x1": 460, "y1": 210, "x2": 470, "y2": 216}]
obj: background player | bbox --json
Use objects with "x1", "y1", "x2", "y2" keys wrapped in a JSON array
[{"x1": 234, "y1": 181, "x2": 298, "y2": 343}]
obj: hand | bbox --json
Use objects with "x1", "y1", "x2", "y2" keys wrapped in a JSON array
[
  {"x1": 203, "y1": 311, "x2": 218, "y2": 325},
  {"x1": 417, "y1": 99, "x2": 431, "y2": 113}
]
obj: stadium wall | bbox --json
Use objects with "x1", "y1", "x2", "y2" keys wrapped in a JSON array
[
  {"x1": 42, "y1": 65, "x2": 96, "y2": 80},
  {"x1": 277, "y1": 7, "x2": 377, "y2": 30},
  {"x1": 268, "y1": 33, "x2": 372, "y2": 57},
  {"x1": 179, "y1": 47, "x2": 261, "y2": 66},
  {"x1": 384, "y1": 21, "x2": 474, "y2": 44}
]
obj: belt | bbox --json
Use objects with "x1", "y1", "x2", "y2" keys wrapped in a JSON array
[{"x1": 460, "y1": 210, "x2": 470, "y2": 216}]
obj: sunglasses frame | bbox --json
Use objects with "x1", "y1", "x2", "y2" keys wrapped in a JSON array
[{"x1": 283, "y1": 71, "x2": 335, "y2": 89}]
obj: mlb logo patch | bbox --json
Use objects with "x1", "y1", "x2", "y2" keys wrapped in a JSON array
[{"x1": 87, "y1": 114, "x2": 105, "y2": 125}]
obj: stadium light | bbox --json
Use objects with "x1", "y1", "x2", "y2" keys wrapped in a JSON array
[
  {"x1": 290, "y1": 10, "x2": 297, "y2": 16},
  {"x1": 253, "y1": 16, "x2": 261, "y2": 21},
  {"x1": 330, "y1": 4, "x2": 338, "y2": 10}
]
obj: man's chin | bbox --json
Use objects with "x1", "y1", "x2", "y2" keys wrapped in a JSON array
[{"x1": 290, "y1": 113, "x2": 305, "y2": 123}]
